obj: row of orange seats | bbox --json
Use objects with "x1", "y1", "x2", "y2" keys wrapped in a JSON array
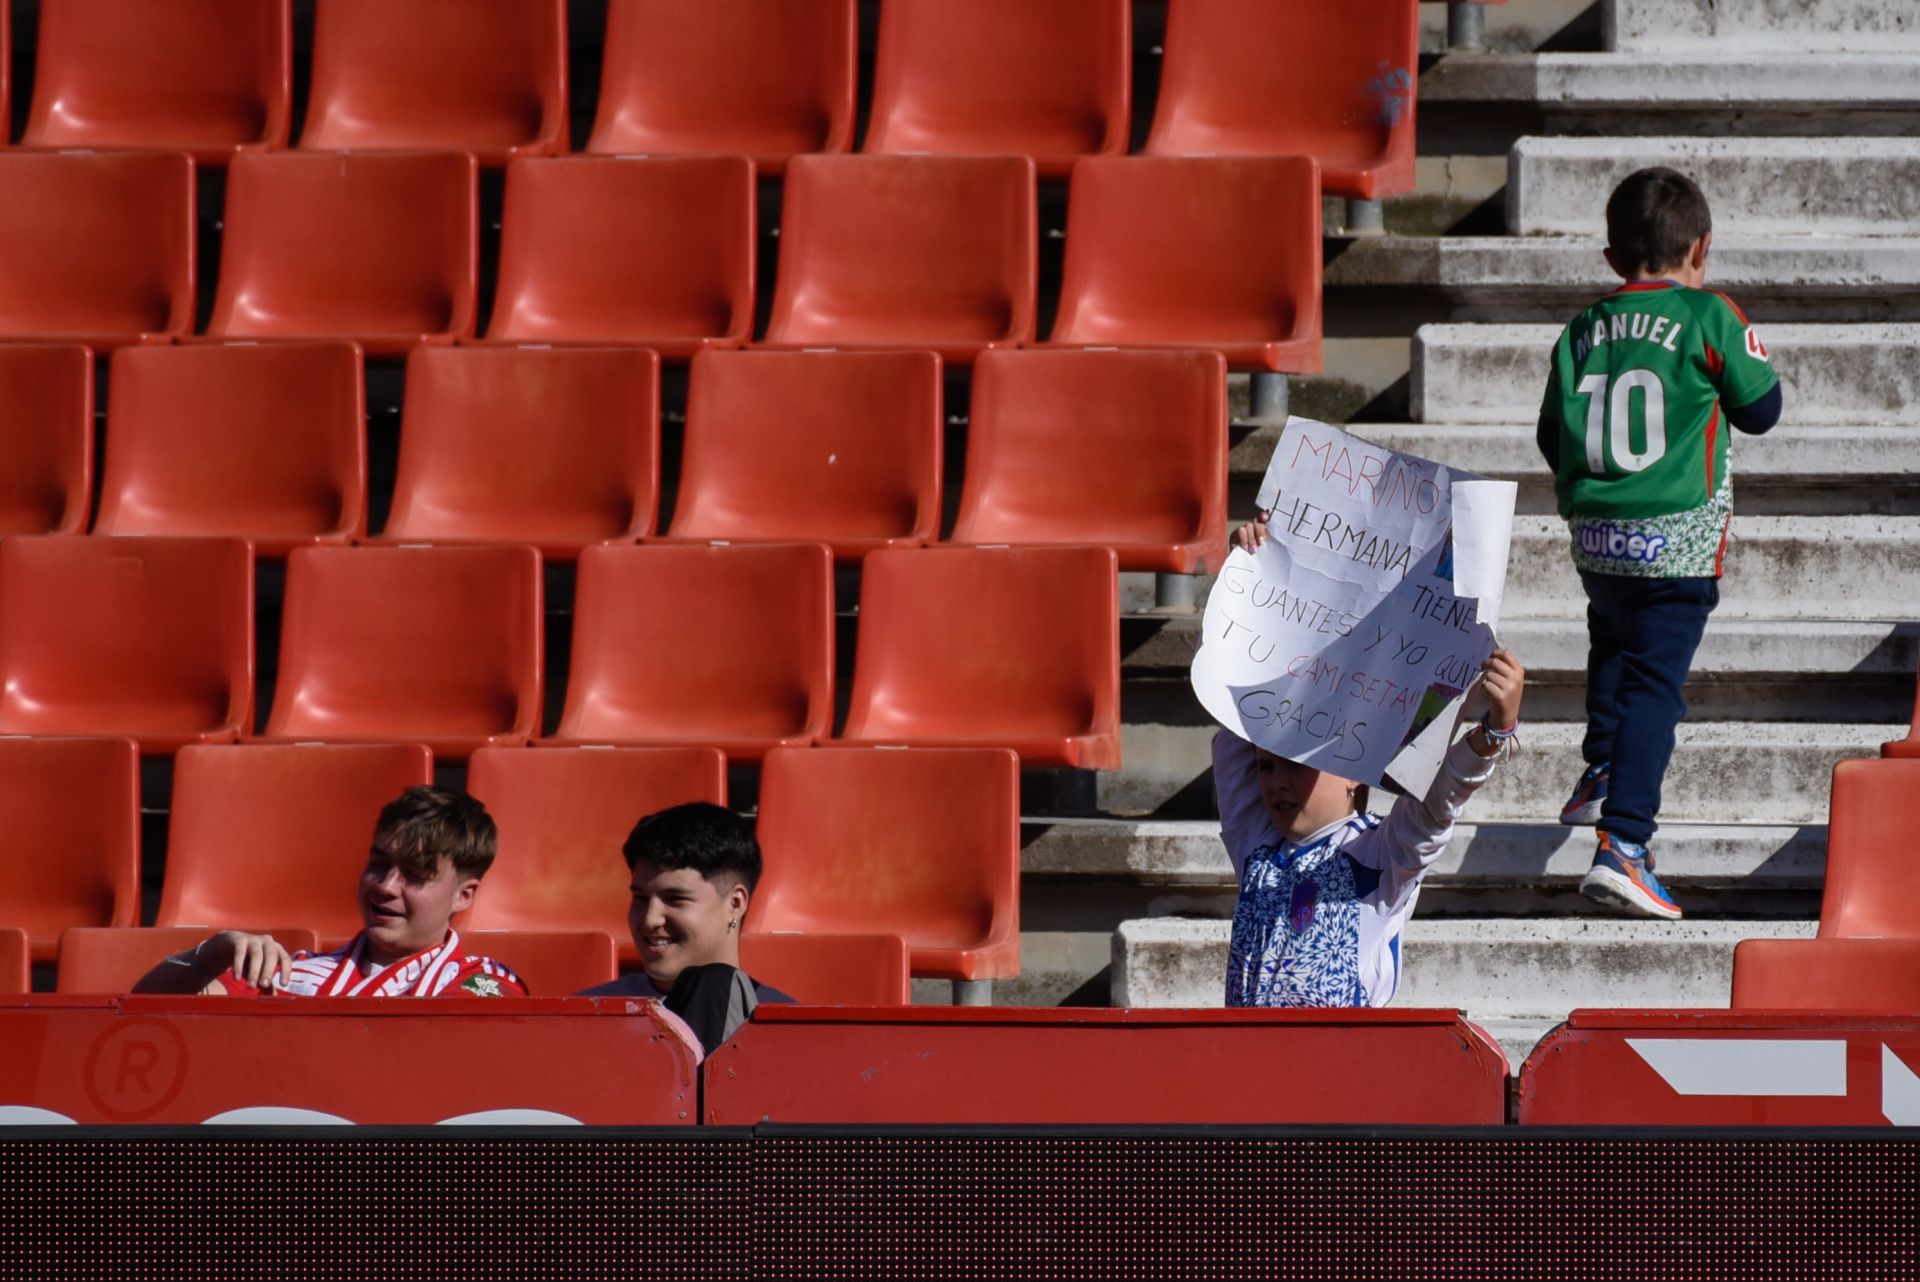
[
  {"x1": 0, "y1": 148, "x2": 1324, "y2": 371},
  {"x1": 0, "y1": 737, "x2": 1017, "y2": 983},
  {"x1": 0, "y1": 0, "x2": 1418, "y2": 195},
  {"x1": 0, "y1": 536, "x2": 1122, "y2": 767},
  {"x1": 0, "y1": 925, "x2": 913, "y2": 1004},
  {"x1": 0, "y1": 342, "x2": 1228, "y2": 572}
]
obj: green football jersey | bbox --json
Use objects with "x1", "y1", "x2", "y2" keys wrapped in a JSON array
[{"x1": 1541, "y1": 282, "x2": 1779, "y2": 578}]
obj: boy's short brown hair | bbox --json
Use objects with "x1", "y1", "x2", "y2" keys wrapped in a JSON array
[
  {"x1": 372, "y1": 785, "x2": 498, "y2": 880},
  {"x1": 1606, "y1": 167, "x2": 1712, "y2": 277}
]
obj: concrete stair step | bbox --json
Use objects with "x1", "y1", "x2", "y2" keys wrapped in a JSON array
[
  {"x1": 1111, "y1": 915, "x2": 1818, "y2": 1013},
  {"x1": 1509, "y1": 136, "x2": 1920, "y2": 236},
  {"x1": 1023, "y1": 818, "x2": 1824, "y2": 891},
  {"x1": 1325, "y1": 234, "x2": 1920, "y2": 321},
  {"x1": 1422, "y1": 52, "x2": 1920, "y2": 117},
  {"x1": 1098, "y1": 717, "x2": 1894, "y2": 821},
  {"x1": 1411, "y1": 322, "x2": 1920, "y2": 425},
  {"x1": 1604, "y1": 0, "x2": 1920, "y2": 54},
  {"x1": 1125, "y1": 515, "x2": 1920, "y2": 619},
  {"x1": 1126, "y1": 611, "x2": 1917, "y2": 681}
]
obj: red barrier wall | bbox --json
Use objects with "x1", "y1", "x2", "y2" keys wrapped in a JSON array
[
  {"x1": 1519, "y1": 1010, "x2": 1920, "y2": 1126},
  {"x1": 0, "y1": 996, "x2": 699, "y2": 1125},
  {"x1": 703, "y1": 1006, "x2": 1510, "y2": 1125}
]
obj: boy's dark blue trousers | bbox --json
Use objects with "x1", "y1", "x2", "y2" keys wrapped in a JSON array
[{"x1": 1579, "y1": 570, "x2": 1720, "y2": 845}]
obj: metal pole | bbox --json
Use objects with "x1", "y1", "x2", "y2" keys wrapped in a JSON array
[
  {"x1": 1249, "y1": 372, "x2": 1289, "y2": 423},
  {"x1": 1448, "y1": 2, "x2": 1486, "y2": 51},
  {"x1": 1344, "y1": 197, "x2": 1384, "y2": 236},
  {"x1": 953, "y1": 979, "x2": 993, "y2": 1006}
]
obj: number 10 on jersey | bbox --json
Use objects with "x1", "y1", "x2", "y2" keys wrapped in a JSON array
[{"x1": 1576, "y1": 370, "x2": 1666, "y2": 475}]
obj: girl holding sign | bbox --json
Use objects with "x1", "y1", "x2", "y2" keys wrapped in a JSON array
[{"x1": 1217, "y1": 518, "x2": 1525, "y2": 1007}]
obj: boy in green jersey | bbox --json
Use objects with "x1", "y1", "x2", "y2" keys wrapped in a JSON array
[{"x1": 1537, "y1": 168, "x2": 1782, "y2": 919}]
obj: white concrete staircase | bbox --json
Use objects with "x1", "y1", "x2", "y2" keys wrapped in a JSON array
[{"x1": 1082, "y1": 0, "x2": 1917, "y2": 1063}]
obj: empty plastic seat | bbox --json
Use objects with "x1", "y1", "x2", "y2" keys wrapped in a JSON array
[
  {"x1": 21, "y1": 0, "x2": 291, "y2": 164},
  {"x1": 464, "y1": 745, "x2": 727, "y2": 962},
  {"x1": 0, "y1": 151, "x2": 195, "y2": 350},
  {"x1": 0, "y1": 344, "x2": 92, "y2": 536},
  {"x1": 461, "y1": 930, "x2": 616, "y2": 996},
  {"x1": 546, "y1": 544, "x2": 834, "y2": 761},
  {"x1": 0, "y1": 737, "x2": 140, "y2": 963},
  {"x1": 0, "y1": 928, "x2": 26, "y2": 995},
  {"x1": 840, "y1": 547, "x2": 1121, "y2": 769},
  {"x1": 587, "y1": 0, "x2": 854, "y2": 174},
  {"x1": 1045, "y1": 155, "x2": 1323, "y2": 374},
  {"x1": 1145, "y1": 0, "x2": 1419, "y2": 201},
  {"x1": 94, "y1": 342, "x2": 365, "y2": 555},
  {"x1": 484, "y1": 156, "x2": 755, "y2": 358},
  {"x1": 950, "y1": 349, "x2": 1228, "y2": 574},
  {"x1": 864, "y1": 0, "x2": 1128, "y2": 178},
  {"x1": 1817, "y1": 759, "x2": 1920, "y2": 939},
  {"x1": 750, "y1": 747, "x2": 1020, "y2": 981},
  {"x1": 668, "y1": 351, "x2": 941, "y2": 559},
  {"x1": 0, "y1": 537, "x2": 252, "y2": 753},
  {"x1": 206, "y1": 151, "x2": 479, "y2": 357},
  {"x1": 1731, "y1": 938, "x2": 1920, "y2": 1011},
  {"x1": 155, "y1": 742, "x2": 433, "y2": 944},
  {"x1": 300, "y1": 0, "x2": 566, "y2": 165},
  {"x1": 58, "y1": 925, "x2": 322, "y2": 993},
  {"x1": 261, "y1": 546, "x2": 541, "y2": 760},
  {"x1": 377, "y1": 345, "x2": 658, "y2": 559},
  {"x1": 760, "y1": 155, "x2": 1036, "y2": 366},
  {"x1": 740, "y1": 932, "x2": 912, "y2": 1005}
]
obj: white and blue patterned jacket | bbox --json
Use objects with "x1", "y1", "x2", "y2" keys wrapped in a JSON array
[{"x1": 1214, "y1": 732, "x2": 1498, "y2": 1008}]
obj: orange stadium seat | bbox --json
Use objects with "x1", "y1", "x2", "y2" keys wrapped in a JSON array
[
  {"x1": 864, "y1": 0, "x2": 1128, "y2": 178},
  {"x1": 668, "y1": 350, "x2": 941, "y2": 559},
  {"x1": 1731, "y1": 937, "x2": 1920, "y2": 1011},
  {"x1": 260, "y1": 545, "x2": 541, "y2": 760},
  {"x1": 0, "y1": 929, "x2": 26, "y2": 995},
  {"x1": 1045, "y1": 155, "x2": 1323, "y2": 374},
  {"x1": 750, "y1": 746, "x2": 1021, "y2": 982},
  {"x1": 760, "y1": 155, "x2": 1036, "y2": 365},
  {"x1": 0, "y1": 344, "x2": 92, "y2": 536},
  {"x1": 464, "y1": 745, "x2": 727, "y2": 961},
  {"x1": 950, "y1": 348, "x2": 1229, "y2": 574},
  {"x1": 20, "y1": 0, "x2": 291, "y2": 164},
  {"x1": 205, "y1": 151, "x2": 478, "y2": 357},
  {"x1": 546, "y1": 544, "x2": 834, "y2": 761},
  {"x1": 0, "y1": 150, "x2": 195, "y2": 350},
  {"x1": 0, "y1": 537, "x2": 252, "y2": 753},
  {"x1": 484, "y1": 156, "x2": 755, "y2": 358},
  {"x1": 586, "y1": 0, "x2": 854, "y2": 174},
  {"x1": 1816, "y1": 758, "x2": 1920, "y2": 939},
  {"x1": 461, "y1": 930, "x2": 618, "y2": 996},
  {"x1": 840, "y1": 546, "x2": 1121, "y2": 769},
  {"x1": 155, "y1": 743, "x2": 433, "y2": 946},
  {"x1": 93, "y1": 341, "x2": 365, "y2": 555},
  {"x1": 740, "y1": 932, "x2": 913, "y2": 1006},
  {"x1": 1145, "y1": 0, "x2": 1419, "y2": 202},
  {"x1": 57, "y1": 925, "x2": 322, "y2": 994},
  {"x1": 0, "y1": 737, "x2": 140, "y2": 963},
  {"x1": 377, "y1": 344, "x2": 659, "y2": 559},
  {"x1": 300, "y1": 0, "x2": 566, "y2": 165}
]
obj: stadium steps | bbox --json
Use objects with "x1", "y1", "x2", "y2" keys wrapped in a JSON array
[
  {"x1": 1412, "y1": 323, "x2": 1920, "y2": 425},
  {"x1": 1111, "y1": 917, "x2": 1820, "y2": 1069},
  {"x1": 1602, "y1": 0, "x2": 1920, "y2": 54},
  {"x1": 1509, "y1": 136, "x2": 1920, "y2": 237}
]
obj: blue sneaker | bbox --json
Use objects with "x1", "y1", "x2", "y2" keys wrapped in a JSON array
[
  {"x1": 1580, "y1": 832, "x2": 1683, "y2": 920},
  {"x1": 1559, "y1": 762, "x2": 1609, "y2": 826}
]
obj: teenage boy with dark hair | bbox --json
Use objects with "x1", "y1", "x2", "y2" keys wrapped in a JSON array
[
  {"x1": 1538, "y1": 166, "x2": 1782, "y2": 919},
  {"x1": 137, "y1": 786, "x2": 529, "y2": 997},
  {"x1": 578, "y1": 802, "x2": 791, "y2": 1049}
]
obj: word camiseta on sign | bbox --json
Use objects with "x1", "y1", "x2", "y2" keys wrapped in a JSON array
[{"x1": 1191, "y1": 419, "x2": 1516, "y2": 796}]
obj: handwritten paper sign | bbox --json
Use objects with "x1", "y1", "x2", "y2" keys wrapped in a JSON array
[{"x1": 1191, "y1": 418, "x2": 1515, "y2": 795}]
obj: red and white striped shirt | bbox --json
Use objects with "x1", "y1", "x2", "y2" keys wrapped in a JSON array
[{"x1": 214, "y1": 929, "x2": 528, "y2": 998}]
